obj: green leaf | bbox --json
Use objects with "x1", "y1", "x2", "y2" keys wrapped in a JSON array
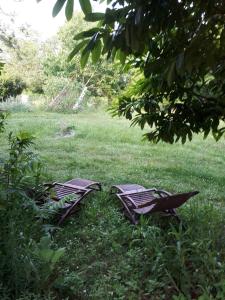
[
  {"x1": 181, "y1": 135, "x2": 186, "y2": 144},
  {"x1": 65, "y1": 0, "x2": 74, "y2": 21},
  {"x1": 220, "y1": 28, "x2": 225, "y2": 51},
  {"x1": 111, "y1": 47, "x2": 117, "y2": 62},
  {"x1": 67, "y1": 40, "x2": 88, "y2": 61},
  {"x1": 166, "y1": 61, "x2": 176, "y2": 86},
  {"x1": 0, "y1": 62, "x2": 4, "y2": 74},
  {"x1": 51, "y1": 248, "x2": 65, "y2": 264},
  {"x1": 82, "y1": 33, "x2": 99, "y2": 56},
  {"x1": 84, "y1": 12, "x2": 105, "y2": 22},
  {"x1": 74, "y1": 27, "x2": 100, "y2": 40},
  {"x1": 79, "y1": 0, "x2": 92, "y2": 15},
  {"x1": 203, "y1": 127, "x2": 210, "y2": 139},
  {"x1": 52, "y1": 0, "x2": 67, "y2": 17},
  {"x1": 92, "y1": 39, "x2": 102, "y2": 63},
  {"x1": 116, "y1": 50, "x2": 126, "y2": 65},
  {"x1": 187, "y1": 130, "x2": 192, "y2": 141},
  {"x1": 176, "y1": 53, "x2": 184, "y2": 75},
  {"x1": 135, "y1": 7, "x2": 143, "y2": 25},
  {"x1": 80, "y1": 50, "x2": 90, "y2": 68}
]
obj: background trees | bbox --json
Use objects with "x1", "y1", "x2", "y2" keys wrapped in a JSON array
[
  {"x1": 41, "y1": 13, "x2": 129, "y2": 111},
  {"x1": 0, "y1": 4, "x2": 31, "y2": 100},
  {"x1": 47, "y1": 0, "x2": 225, "y2": 143},
  {"x1": 0, "y1": 7, "x2": 129, "y2": 111}
]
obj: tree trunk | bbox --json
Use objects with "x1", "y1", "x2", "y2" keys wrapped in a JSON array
[{"x1": 72, "y1": 85, "x2": 87, "y2": 111}]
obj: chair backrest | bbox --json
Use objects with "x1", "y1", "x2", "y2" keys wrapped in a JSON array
[
  {"x1": 120, "y1": 190, "x2": 199, "y2": 210},
  {"x1": 139, "y1": 191, "x2": 199, "y2": 211}
]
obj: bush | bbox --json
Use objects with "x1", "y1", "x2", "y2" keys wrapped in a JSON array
[
  {"x1": 0, "y1": 77, "x2": 26, "y2": 102},
  {"x1": 0, "y1": 110, "x2": 8, "y2": 133}
]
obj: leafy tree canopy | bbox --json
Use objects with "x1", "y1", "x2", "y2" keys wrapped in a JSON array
[{"x1": 41, "y1": 0, "x2": 225, "y2": 143}]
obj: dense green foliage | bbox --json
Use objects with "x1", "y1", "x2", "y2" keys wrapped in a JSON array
[
  {"x1": 1, "y1": 111, "x2": 225, "y2": 299},
  {"x1": 0, "y1": 76, "x2": 26, "y2": 101},
  {"x1": 48, "y1": 0, "x2": 225, "y2": 143}
]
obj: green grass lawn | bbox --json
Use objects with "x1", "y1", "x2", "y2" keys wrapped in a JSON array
[{"x1": 1, "y1": 111, "x2": 225, "y2": 299}]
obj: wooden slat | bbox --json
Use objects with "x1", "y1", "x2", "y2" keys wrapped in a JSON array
[
  {"x1": 121, "y1": 190, "x2": 159, "y2": 208},
  {"x1": 119, "y1": 188, "x2": 157, "y2": 196},
  {"x1": 54, "y1": 184, "x2": 85, "y2": 200},
  {"x1": 112, "y1": 184, "x2": 145, "y2": 193},
  {"x1": 55, "y1": 182, "x2": 85, "y2": 191}
]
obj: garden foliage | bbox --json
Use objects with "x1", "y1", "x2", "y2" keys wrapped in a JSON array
[
  {"x1": 0, "y1": 76, "x2": 26, "y2": 102},
  {"x1": 0, "y1": 125, "x2": 64, "y2": 298}
]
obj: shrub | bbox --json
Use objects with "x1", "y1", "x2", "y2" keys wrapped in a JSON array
[
  {"x1": 0, "y1": 77, "x2": 26, "y2": 102},
  {"x1": 0, "y1": 110, "x2": 8, "y2": 133}
]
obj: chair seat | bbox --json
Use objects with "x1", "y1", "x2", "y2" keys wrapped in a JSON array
[{"x1": 120, "y1": 190, "x2": 158, "y2": 208}]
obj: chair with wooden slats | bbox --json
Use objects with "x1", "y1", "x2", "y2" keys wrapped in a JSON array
[
  {"x1": 110, "y1": 184, "x2": 199, "y2": 224},
  {"x1": 48, "y1": 178, "x2": 101, "y2": 225}
]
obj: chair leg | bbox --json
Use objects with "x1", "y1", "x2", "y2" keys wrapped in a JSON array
[
  {"x1": 57, "y1": 203, "x2": 78, "y2": 226},
  {"x1": 165, "y1": 208, "x2": 181, "y2": 223},
  {"x1": 98, "y1": 183, "x2": 102, "y2": 191},
  {"x1": 57, "y1": 191, "x2": 91, "y2": 225},
  {"x1": 117, "y1": 195, "x2": 138, "y2": 225},
  {"x1": 90, "y1": 183, "x2": 102, "y2": 191},
  {"x1": 123, "y1": 208, "x2": 138, "y2": 225}
]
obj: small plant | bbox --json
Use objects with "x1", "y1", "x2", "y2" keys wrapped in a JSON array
[
  {"x1": 0, "y1": 110, "x2": 8, "y2": 133},
  {"x1": 33, "y1": 235, "x2": 65, "y2": 290}
]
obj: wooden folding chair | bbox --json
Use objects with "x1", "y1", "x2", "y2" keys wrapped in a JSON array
[
  {"x1": 47, "y1": 178, "x2": 101, "y2": 225},
  {"x1": 110, "y1": 184, "x2": 199, "y2": 224}
]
